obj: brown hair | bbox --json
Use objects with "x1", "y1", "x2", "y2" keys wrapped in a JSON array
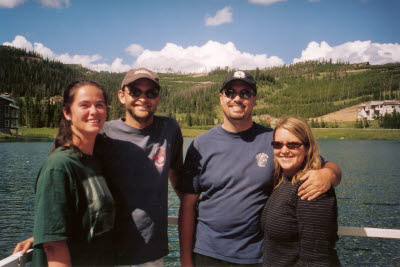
[
  {"x1": 273, "y1": 117, "x2": 322, "y2": 188},
  {"x1": 52, "y1": 80, "x2": 108, "y2": 153}
]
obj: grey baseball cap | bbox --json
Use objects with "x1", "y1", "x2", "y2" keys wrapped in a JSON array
[{"x1": 121, "y1": 68, "x2": 160, "y2": 90}]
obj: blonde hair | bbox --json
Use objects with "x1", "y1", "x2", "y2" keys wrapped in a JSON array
[{"x1": 273, "y1": 117, "x2": 322, "y2": 188}]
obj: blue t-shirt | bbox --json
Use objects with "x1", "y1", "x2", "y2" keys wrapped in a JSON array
[
  {"x1": 179, "y1": 123, "x2": 274, "y2": 264},
  {"x1": 95, "y1": 116, "x2": 183, "y2": 265}
]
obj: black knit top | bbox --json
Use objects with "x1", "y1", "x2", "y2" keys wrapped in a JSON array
[{"x1": 261, "y1": 177, "x2": 340, "y2": 266}]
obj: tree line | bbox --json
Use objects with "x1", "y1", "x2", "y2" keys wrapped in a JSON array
[{"x1": 1, "y1": 45, "x2": 399, "y2": 129}]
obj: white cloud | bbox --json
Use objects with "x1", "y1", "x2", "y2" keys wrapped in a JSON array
[
  {"x1": 4, "y1": 36, "x2": 284, "y2": 73},
  {"x1": 125, "y1": 44, "x2": 144, "y2": 57},
  {"x1": 2, "y1": 35, "x2": 131, "y2": 72},
  {"x1": 0, "y1": 0, "x2": 69, "y2": 8},
  {"x1": 293, "y1": 41, "x2": 400, "y2": 65},
  {"x1": 248, "y1": 0, "x2": 287, "y2": 6},
  {"x1": 38, "y1": 0, "x2": 69, "y2": 8},
  {"x1": 3, "y1": 35, "x2": 33, "y2": 50},
  {"x1": 82, "y1": 58, "x2": 131, "y2": 73},
  {"x1": 33, "y1": 42, "x2": 55, "y2": 58},
  {"x1": 205, "y1": 6, "x2": 233, "y2": 26},
  {"x1": 134, "y1": 41, "x2": 285, "y2": 73},
  {"x1": 6, "y1": 36, "x2": 398, "y2": 74},
  {"x1": 0, "y1": 0, "x2": 25, "y2": 8}
]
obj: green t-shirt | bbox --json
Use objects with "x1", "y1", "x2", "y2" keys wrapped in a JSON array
[{"x1": 32, "y1": 147, "x2": 115, "y2": 266}]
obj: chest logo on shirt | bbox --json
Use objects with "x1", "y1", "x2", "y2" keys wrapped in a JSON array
[
  {"x1": 255, "y1": 153, "x2": 269, "y2": 167},
  {"x1": 153, "y1": 147, "x2": 166, "y2": 168}
]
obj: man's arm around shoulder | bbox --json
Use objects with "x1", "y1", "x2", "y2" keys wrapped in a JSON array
[{"x1": 298, "y1": 161, "x2": 342, "y2": 200}]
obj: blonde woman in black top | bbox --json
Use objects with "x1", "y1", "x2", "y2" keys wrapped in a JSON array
[{"x1": 261, "y1": 117, "x2": 340, "y2": 266}]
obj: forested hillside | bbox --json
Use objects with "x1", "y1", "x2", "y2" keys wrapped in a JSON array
[{"x1": 1, "y1": 45, "x2": 399, "y2": 128}]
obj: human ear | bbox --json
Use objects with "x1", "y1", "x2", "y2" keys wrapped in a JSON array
[
  {"x1": 63, "y1": 107, "x2": 71, "y2": 121},
  {"x1": 118, "y1": 90, "x2": 126, "y2": 105}
]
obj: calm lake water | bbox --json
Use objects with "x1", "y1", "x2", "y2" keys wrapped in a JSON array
[{"x1": 0, "y1": 138, "x2": 399, "y2": 266}]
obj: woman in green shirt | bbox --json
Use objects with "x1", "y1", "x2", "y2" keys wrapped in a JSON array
[{"x1": 32, "y1": 80, "x2": 115, "y2": 266}]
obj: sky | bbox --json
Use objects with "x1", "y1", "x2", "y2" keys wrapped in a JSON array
[{"x1": 1, "y1": 0, "x2": 399, "y2": 73}]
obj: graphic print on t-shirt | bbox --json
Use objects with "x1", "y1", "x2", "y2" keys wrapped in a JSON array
[
  {"x1": 81, "y1": 175, "x2": 115, "y2": 239},
  {"x1": 153, "y1": 147, "x2": 166, "y2": 168},
  {"x1": 255, "y1": 152, "x2": 269, "y2": 167}
]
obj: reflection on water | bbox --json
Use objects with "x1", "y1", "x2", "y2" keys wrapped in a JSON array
[
  {"x1": 0, "y1": 137, "x2": 54, "y2": 143},
  {"x1": 0, "y1": 141, "x2": 51, "y2": 261},
  {"x1": 0, "y1": 139, "x2": 399, "y2": 266},
  {"x1": 319, "y1": 139, "x2": 400, "y2": 266}
]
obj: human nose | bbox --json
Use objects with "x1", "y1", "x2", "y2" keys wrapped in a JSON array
[
  {"x1": 280, "y1": 145, "x2": 290, "y2": 154},
  {"x1": 89, "y1": 105, "x2": 97, "y2": 114},
  {"x1": 136, "y1": 91, "x2": 148, "y2": 100},
  {"x1": 232, "y1": 92, "x2": 242, "y2": 101}
]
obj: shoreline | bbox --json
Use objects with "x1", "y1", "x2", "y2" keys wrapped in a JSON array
[{"x1": 1, "y1": 127, "x2": 400, "y2": 140}]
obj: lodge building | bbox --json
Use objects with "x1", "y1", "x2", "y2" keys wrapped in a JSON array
[
  {"x1": 0, "y1": 94, "x2": 19, "y2": 135},
  {"x1": 357, "y1": 100, "x2": 400, "y2": 120}
]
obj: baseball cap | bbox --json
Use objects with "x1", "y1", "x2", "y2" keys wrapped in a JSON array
[
  {"x1": 221, "y1": 70, "x2": 257, "y2": 95},
  {"x1": 121, "y1": 68, "x2": 160, "y2": 90}
]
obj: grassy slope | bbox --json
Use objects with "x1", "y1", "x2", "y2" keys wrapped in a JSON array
[
  {"x1": 1, "y1": 127, "x2": 399, "y2": 140},
  {"x1": 311, "y1": 128, "x2": 400, "y2": 140},
  {"x1": 181, "y1": 128, "x2": 400, "y2": 140}
]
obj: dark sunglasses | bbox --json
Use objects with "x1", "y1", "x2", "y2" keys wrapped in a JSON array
[
  {"x1": 223, "y1": 89, "x2": 254, "y2": 99},
  {"x1": 126, "y1": 86, "x2": 159, "y2": 99},
  {"x1": 271, "y1": 141, "x2": 304, "y2": 150}
]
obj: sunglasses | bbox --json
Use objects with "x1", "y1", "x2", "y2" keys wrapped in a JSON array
[
  {"x1": 126, "y1": 86, "x2": 159, "y2": 99},
  {"x1": 223, "y1": 89, "x2": 254, "y2": 99},
  {"x1": 271, "y1": 141, "x2": 304, "y2": 150}
]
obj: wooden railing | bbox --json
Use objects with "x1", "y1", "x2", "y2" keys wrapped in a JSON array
[{"x1": 1, "y1": 216, "x2": 400, "y2": 267}]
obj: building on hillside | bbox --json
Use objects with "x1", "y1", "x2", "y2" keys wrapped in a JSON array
[
  {"x1": 352, "y1": 62, "x2": 370, "y2": 67},
  {"x1": 20, "y1": 56, "x2": 43, "y2": 63},
  {"x1": 357, "y1": 100, "x2": 400, "y2": 120},
  {"x1": 0, "y1": 95, "x2": 19, "y2": 135},
  {"x1": 50, "y1": 95, "x2": 63, "y2": 104}
]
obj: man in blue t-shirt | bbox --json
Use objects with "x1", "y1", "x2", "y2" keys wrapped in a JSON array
[{"x1": 178, "y1": 71, "x2": 342, "y2": 266}]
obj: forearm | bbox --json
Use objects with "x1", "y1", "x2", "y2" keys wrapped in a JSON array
[
  {"x1": 43, "y1": 240, "x2": 71, "y2": 267},
  {"x1": 323, "y1": 161, "x2": 341, "y2": 187},
  {"x1": 178, "y1": 193, "x2": 199, "y2": 267}
]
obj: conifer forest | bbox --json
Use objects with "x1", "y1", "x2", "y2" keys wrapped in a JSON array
[{"x1": 1, "y1": 45, "x2": 399, "y2": 128}]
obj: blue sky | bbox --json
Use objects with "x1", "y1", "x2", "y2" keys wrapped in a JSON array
[{"x1": 1, "y1": 0, "x2": 399, "y2": 73}]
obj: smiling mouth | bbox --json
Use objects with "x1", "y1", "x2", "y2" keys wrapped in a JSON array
[
  {"x1": 88, "y1": 119, "x2": 101, "y2": 123},
  {"x1": 279, "y1": 156, "x2": 294, "y2": 160},
  {"x1": 135, "y1": 104, "x2": 151, "y2": 109},
  {"x1": 230, "y1": 105, "x2": 245, "y2": 110}
]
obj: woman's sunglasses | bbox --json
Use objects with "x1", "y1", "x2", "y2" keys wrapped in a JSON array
[
  {"x1": 271, "y1": 141, "x2": 304, "y2": 150},
  {"x1": 126, "y1": 86, "x2": 159, "y2": 99},
  {"x1": 223, "y1": 89, "x2": 254, "y2": 99}
]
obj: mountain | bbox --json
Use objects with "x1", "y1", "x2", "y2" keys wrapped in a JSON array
[{"x1": 1, "y1": 45, "x2": 399, "y2": 128}]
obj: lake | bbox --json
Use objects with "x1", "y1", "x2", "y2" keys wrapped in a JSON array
[{"x1": 0, "y1": 138, "x2": 399, "y2": 266}]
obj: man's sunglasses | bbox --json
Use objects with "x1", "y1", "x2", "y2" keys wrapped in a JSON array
[
  {"x1": 271, "y1": 141, "x2": 304, "y2": 150},
  {"x1": 126, "y1": 86, "x2": 159, "y2": 99},
  {"x1": 222, "y1": 89, "x2": 254, "y2": 99}
]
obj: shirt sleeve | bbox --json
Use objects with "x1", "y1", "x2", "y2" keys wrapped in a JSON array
[
  {"x1": 176, "y1": 141, "x2": 202, "y2": 194},
  {"x1": 170, "y1": 119, "x2": 184, "y2": 174},
  {"x1": 296, "y1": 187, "x2": 339, "y2": 266},
  {"x1": 320, "y1": 156, "x2": 327, "y2": 165},
  {"x1": 33, "y1": 167, "x2": 74, "y2": 246}
]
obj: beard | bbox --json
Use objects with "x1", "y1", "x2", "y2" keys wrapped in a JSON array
[
  {"x1": 222, "y1": 108, "x2": 251, "y2": 121},
  {"x1": 127, "y1": 108, "x2": 155, "y2": 123}
]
